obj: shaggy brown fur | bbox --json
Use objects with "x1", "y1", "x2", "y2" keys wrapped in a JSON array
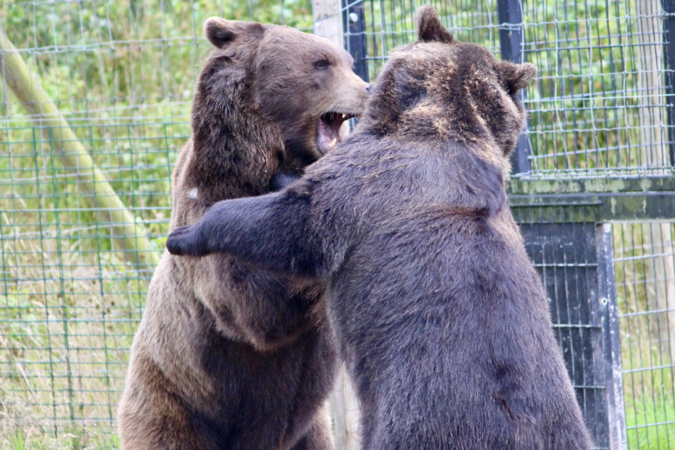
[
  {"x1": 166, "y1": 6, "x2": 594, "y2": 449},
  {"x1": 118, "y1": 17, "x2": 369, "y2": 450}
]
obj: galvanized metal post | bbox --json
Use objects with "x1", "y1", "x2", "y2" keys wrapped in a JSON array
[
  {"x1": 497, "y1": 0, "x2": 531, "y2": 174},
  {"x1": 662, "y1": 0, "x2": 675, "y2": 165},
  {"x1": 596, "y1": 224, "x2": 627, "y2": 450}
]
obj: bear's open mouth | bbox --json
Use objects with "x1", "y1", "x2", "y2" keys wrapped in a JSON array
[{"x1": 317, "y1": 112, "x2": 357, "y2": 155}]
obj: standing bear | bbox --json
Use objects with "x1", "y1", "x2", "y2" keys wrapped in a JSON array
[
  {"x1": 166, "y1": 6, "x2": 595, "y2": 449},
  {"x1": 118, "y1": 16, "x2": 369, "y2": 450}
]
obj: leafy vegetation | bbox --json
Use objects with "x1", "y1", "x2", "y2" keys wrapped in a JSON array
[
  {"x1": 0, "y1": 1, "x2": 313, "y2": 447},
  {"x1": 1, "y1": 1, "x2": 674, "y2": 449}
]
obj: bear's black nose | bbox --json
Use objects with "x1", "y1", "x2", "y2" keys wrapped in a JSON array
[{"x1": 365, "y1": 84, "x2": 373, "y2": 95}]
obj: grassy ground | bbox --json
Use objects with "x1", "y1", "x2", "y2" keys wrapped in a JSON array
[
  {"x1": 622, "y1": 348, "x2": 675, "y2": 449},
  {"x1": 625, "y1": 392, "x2": 675, "y2": 450},
  {"x1": 616, "y1": 222, "x2": 675, "y2": 449},
  {"x1": 1, "y1": 429, "x2": 118, "y2": 450},
  {"x1": 0, "y1": 242, "x2": 146, "y2": 449}
]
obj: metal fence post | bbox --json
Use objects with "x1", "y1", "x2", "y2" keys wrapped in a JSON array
[
  {"x1": 596, "y1": 224, "x2": 627, "y2": 450},
  {"x1": 662, "y1": 0, "x2": 675, "y2": 166},
  {"x1": 497, "y1": 0, "x2": 531, "y2": 174},
  {"x1": 342, "y1": 0, "x2": 368, "y2": 134},
  {"x1": 513, "y1": 205, "x2": 617, "y2": 449},
  {"x1": 342, "y1": 0, "x2": 369, "y2": 83}
]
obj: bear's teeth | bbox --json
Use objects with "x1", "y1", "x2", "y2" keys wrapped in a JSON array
[
  {"x1": 329, "y1": 138, "x2": 338, "y2": 149},
  {"x1": 342, "y1": 114, "x2": 347, "y2": 119}
]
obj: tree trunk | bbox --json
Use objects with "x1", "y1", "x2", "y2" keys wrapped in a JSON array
[{"x1": 0, "y1": 26, "x2": 159, "y2": 270}]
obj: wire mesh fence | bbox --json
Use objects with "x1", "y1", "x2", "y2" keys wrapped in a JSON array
[
  {"x1": 523, "y1": 0, "x2": 673, "y2": 176},
  {"x1": 0, "y1": 1, "x2": 312, "y2": 447},
  {"x1": 614, "y1": 222, "x2": 675, "y2": 449},
  {"x1": 1, "y1": 0, "x2": 675, "y2": 449},
  {"x1": 347, "y1": 0, "x2": 675, "y2": 177}
]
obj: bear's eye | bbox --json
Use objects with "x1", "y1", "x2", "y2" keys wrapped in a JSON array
[{"x1": 314, "y1": 60, "x2": 330, "y2": 70}]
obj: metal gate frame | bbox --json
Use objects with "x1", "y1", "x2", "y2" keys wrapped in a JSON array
[{"x1": 509, "y1": 176, "x2": 675, "y2": 450}]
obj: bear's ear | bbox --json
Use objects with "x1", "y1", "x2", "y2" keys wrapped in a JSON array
[
  {"x1": 416, "y1": 6, "x2": 453, "y2": 44},
  {"x1": 500, "y1": 61, "x2": 537, "y2": 95},
  {"x1": 204, "y1": 17, "x2": 263, "y2": 49}
]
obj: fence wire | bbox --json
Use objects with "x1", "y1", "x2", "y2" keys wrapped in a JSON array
[
  {"x1": 2, "y1": 0, "x2": 675, "y2": 449},
  {"x1": 0, "y1": 1, "x2": 311, "y2": 447},
  {"x1": 353, "y1": 0, "x2": 674, "y2": 176},
  {"x1": 614, "y1": 222, "x2": 675, "y2": 449}
]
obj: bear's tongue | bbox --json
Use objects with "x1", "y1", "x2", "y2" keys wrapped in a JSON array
[{"x1": 318, "y1": 112, "x2": 349, "y2": 154}]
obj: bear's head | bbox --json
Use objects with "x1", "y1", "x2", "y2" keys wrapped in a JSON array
[
  {"x1": 198, "y1": 17, "x2": 370, "y2": 164},
  {"x1": 166, "y1": 7, "x2": 538, "y2": 279},
  {"x1": 361, "y1": 6, "x2": 536, "y2": 159}
]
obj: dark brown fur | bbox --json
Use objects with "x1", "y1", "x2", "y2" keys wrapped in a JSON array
[
  {"x1": 166, "y1": 7, "x2": 594, "y2": 449},
  {"x1": 118, "y1": 17, "x2": 369, "y2": 450}
]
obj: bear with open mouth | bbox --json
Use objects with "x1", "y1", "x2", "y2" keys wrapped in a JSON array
[
  {"x1": 118, "y1": 15, "x2": 369, "y2": 450},
  {"x1": 166, "y1": 6, "x2": 594, "y2": 449}
]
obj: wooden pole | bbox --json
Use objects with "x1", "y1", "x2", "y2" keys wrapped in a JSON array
[
  {"x1": 636, "y1": 0, "x2": 675, "y2": 363},
  {"x1": 0, "y1": 26, "x2": 160, "y2": 269},
  {"x1": 312, "y1": 2, "x2": 360, "y2": 448},
  {"x1": 638, "y1": 0, "x2": 668, "y2": 169},
  {"x1": 312, "y1": 0, "x2": 344, "y2": 47}
]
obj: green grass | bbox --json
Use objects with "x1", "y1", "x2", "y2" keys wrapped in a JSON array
[
  {"x1": 625, "y1": 391, "x2": 675, "y2": 450},
  {"x1": 621, "y1": 344, "x2": 675, "y2": 449},
  {"x1": 1, "y1": 428, "x2": 119, "y2": 450},
  {"x1": 0, "y1": 243, "x2": 146, "y2": 449}
]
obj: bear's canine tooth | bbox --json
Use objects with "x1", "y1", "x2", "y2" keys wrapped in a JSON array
[
  {"x1": 342, "y1": 113, "x2": 347, "y2": 119},
  {"x1": 329, "y1": 138, "x2": 338, "y2": 149}
]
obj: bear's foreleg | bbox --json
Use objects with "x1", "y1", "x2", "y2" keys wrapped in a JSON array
[
  {"x1": 118, "y1": 352, "x2": 206, "y2": 450},
  {"x1": 166, "y1": 189, "x2": 319, "y2": 276}
]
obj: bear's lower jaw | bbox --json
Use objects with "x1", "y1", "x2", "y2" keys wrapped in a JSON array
[{"x1": 317, "y1": 112, "x2": 355, "y2": 154}]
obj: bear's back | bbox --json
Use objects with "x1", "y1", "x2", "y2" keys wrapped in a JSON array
[{"x1": 318, "y1": 135, "x2": 590, "y2": 449}]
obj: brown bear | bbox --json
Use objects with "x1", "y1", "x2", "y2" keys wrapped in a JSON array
[
  {"x1": 117, "y1": 16, "x2": 369, "y2": 450},
  {"x1": 165, "y1": 6, "x2": 595, "y2": 449}
]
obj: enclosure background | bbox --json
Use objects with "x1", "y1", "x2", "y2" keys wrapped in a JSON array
[
  {"x1": 0, "y1": 1, "x2": 314, "y2": 448},
  {"x1": 1, "y1": 0, "x2": 674, "y2": 449}
]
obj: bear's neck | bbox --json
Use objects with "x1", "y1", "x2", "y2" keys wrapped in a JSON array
[{"x1": 188, "y1": 92, "x2": 283, "y2": 200}]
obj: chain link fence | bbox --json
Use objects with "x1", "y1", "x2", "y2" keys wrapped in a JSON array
[
  {"x1": 0, "y1": 1, "x2": 310, "y2": 447},
  {"x1": 614, "y1": 222, "x2": 675, "y2": 449},
  {"x1": 1, "y1": 0, "x2": 675, "y2": 449}
]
